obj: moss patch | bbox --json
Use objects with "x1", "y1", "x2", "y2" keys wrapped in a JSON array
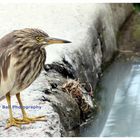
[
  {"x1": 132, "y1": 24, "x2": 140, "y2": 40},
  {"x1": 134, "y1": 4, "x2": 140, "y2": 12}
]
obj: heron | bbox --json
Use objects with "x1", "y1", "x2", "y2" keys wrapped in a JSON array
[{"x1": 0, "y1": 28, "x2": 71, "y2": 129}]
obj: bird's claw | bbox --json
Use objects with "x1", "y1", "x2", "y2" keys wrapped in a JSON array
[{"x1": 5, "y1": 118, "x2": 22, "y2": 129}]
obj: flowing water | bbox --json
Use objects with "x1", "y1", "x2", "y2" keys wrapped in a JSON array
[{"x1": 80, "y1": 57, "x2": 140, "y2": 137}]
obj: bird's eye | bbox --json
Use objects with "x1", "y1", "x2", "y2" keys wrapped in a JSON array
[{"x1": 36, "y1": 36, "x2": 44, "y2": 42}]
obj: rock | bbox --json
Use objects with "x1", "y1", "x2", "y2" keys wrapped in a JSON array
[
  {"x1": 44, "y1": 57, "x2": 76, "y2": 79},
  {"x1": 44, "y1": 89, "x2": 80, "y2": 136},
  {"x1": 42, "y1": 69, "x2": 95, "y2": 136}
]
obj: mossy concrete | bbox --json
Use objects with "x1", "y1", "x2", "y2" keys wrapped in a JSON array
[{"x1": 118, "y1": 12, "x2": 140, "y2": 52}]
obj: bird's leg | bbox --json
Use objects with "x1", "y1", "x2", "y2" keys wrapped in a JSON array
[
  {"x1": 5, "y1": 93, "x2": 22, "y2": 129},
  {"x1": 15, "y1": 93, "x2": 46, "y2": 124}
]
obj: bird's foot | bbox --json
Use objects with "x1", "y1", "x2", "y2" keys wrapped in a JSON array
[
  {"x1": 5, "y1": 118, "x2": 25, "y2": 129},
  {"x1": 5, "y1": 116, "x2": 46, "y2": 129},
  {"x1": 14, "y1": 115, "x2": 47, "y2": 124}
]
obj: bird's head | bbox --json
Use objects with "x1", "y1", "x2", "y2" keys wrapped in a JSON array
[{"x1": 13, "y1": 28, "x2": 71, "y2": 47}]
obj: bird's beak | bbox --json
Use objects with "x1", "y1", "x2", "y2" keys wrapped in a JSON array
[{"x1": 47, "y1": 37, "x2": 71, "y2": 45}]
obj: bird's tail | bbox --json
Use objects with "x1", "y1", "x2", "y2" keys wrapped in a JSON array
[{"x1": 0, "y1": 96, "x2": 5, "y2": 101}]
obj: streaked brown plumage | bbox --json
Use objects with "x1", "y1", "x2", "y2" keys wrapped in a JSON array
[{"x1": 0, "y1": 28, "x2": 71, "y2": 128}]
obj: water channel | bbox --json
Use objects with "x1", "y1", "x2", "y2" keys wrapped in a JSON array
[{"x1": 80, "y1": 56, "x2": 140, "y2": 137}]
